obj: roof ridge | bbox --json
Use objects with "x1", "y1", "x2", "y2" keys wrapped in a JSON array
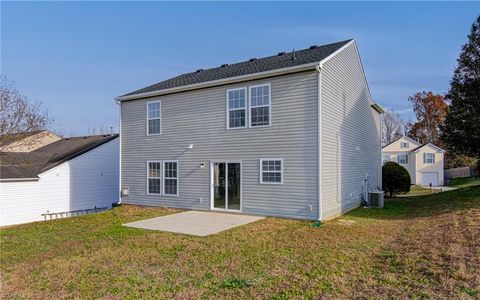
[{"x1": 119, "y1": 39, "x2": 353, "y2": 99}]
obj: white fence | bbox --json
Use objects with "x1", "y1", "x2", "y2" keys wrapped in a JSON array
[{"x1": 444, "y1": 166, "x2": 473, "y2": 180}]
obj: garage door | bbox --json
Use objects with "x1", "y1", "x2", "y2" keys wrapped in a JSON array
[{"x1": 421, "y1": 172, "x2": 438, "y2": 186}]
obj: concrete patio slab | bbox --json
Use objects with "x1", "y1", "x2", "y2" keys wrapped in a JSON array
[{"x1": 123, "y1": 211, "x2": 264, "y2": 236}]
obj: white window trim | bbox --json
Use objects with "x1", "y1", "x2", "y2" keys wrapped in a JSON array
[
  {"x1": 249, "y1": 83, "x2": 272, "y2": 128},
  {"x1": 226, "y1": 87, "x2": 247, "y2": 130},
  {"x1": 146, "y1": 160, "x2": 162, "y2": 195},
  {"x1": 259, "y1": 158, "x2": 283, "y2": 185},
  {"x1": 146, "y1": 100, "x2": 162, "y2": 136},
  {"x1": 400, "y1": 142, "x2": 409, "y2": 149},
  {"x1": 397, "y1": 154, "x2": 408, "y2": 164},
  {"x1": 163, "y1": 160, "x2": 179, "y2": 196},
  {"x1": 424, "y1": 153, "x2": 435, "y2": 164},
  {"x1": 382, "y1": 153, "x2": 391, "y2": 164}
]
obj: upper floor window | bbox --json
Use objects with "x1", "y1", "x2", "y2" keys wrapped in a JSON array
[
  {"x1": 424, "y1": 153, "x2": 435, "y2": 164},
  {"x1": 227, "y1": 88, "x2": 246, "y2": 129},
  {"x1": 260, "y1": 158, "x2": 283, "y2": 184},
  {"x1": 397, "y1": 154, "x2": 408, "y2": 164},
  {"x1": 147, "y1": 101, "x2": 161, "y2": 135},
  {"x1": 382, "y1": 154, "x2": 391, "y2": 165},
  {"x1": 400, "y1": 142, "x2": 409, "y2": 149},
  {"x1": 250, "y1": 84, "x2": 271, "y2": 127},
  {"x1": 147, "y1": 161, "x2": 161, "y2": 194}
]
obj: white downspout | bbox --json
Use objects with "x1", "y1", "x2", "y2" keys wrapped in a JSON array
[
  {"x1": 115, "y1": 99, "x2": 122, "y2": 204},
  {"x1": 316, "y1": 63, "x2": 323, "y2": 221}
]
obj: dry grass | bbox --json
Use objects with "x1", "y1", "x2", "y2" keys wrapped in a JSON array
[
  {"x1": 1, "y1": 187, "x2": 479, "y2": 299},
  {"x1": 397, "y1": 185, "x2": 438, "y2": 197}
]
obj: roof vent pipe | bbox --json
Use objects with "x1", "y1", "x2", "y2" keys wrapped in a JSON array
[{"x1": 292, "y1": 49, "x2": 296, "y2": 60}]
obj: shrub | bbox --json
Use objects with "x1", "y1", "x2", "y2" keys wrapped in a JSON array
[{"x1": 382, "y1": 162, "x2": 411, "y2": 197}]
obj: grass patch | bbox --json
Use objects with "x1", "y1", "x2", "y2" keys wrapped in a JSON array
[
  {"x1": 1, "y1": 187, "x2": 479, "y2": 299},
  {"x1": 448, "y1": 176, "x2": 480, "y2": 188},
  {"x1": 398, "y1": 185, "x2": 438, "y2": 197},
  {"x1": 220, "y1": 278, "x2": 254, "y2": 289}
]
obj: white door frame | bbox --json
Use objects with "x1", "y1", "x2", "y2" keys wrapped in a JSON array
[{"x1": 210, "y1": 160, "x2": 243, "y2": 212}]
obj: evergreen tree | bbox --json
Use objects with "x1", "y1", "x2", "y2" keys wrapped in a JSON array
[{"x1": 443, "y1": 16, "x2": 480, "y2": 161}]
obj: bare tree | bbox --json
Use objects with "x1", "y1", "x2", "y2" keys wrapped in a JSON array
[
  {"x1": 86, "y1": 125, "x2": 116, "y2": 136},
  {"x1": 382, "y1": 110, "x2": 406, "y2": 146},
  {"x1": 0, "y1": 77, "x2": 51, "y2": 152}
]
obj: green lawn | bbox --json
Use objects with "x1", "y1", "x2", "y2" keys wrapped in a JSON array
[
  {"x1": 448, "y1": 176, "x2": 480, "y2": 188},
  {"x1": 398, "y1": 185, "x2": 438, "y2": 197},
  {"x1": 1, "y1": 187, "x2": 479, "y2": 299}
]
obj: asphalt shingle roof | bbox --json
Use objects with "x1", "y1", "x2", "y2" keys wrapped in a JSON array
[
  {"x1": 0, "y1": 134, "x2": 118, "y2": 179},
  {"x1": 122, "y1": 39, "x2": 352, "y2": 98}
]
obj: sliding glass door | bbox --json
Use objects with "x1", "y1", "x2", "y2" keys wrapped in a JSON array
[{"x1": 212, "y1": 161, "x2": 241, "y2": 211}]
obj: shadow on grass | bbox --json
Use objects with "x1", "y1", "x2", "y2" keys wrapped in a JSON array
[{"x1": 346, "y1": 186, "x2": 480, "y2": 221}]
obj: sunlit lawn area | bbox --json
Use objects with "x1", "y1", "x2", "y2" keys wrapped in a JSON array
[
  {"x1": 1, "y1": 186, "x2": 479, "y2": 299},
  {"x1": 448, "y1": 176, "x2": 480, "y2": 188},
  {"x1": 398, "y1": 185, "x2": 439, "y2": 197}
]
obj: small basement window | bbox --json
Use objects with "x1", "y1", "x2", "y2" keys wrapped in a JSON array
[{"x1": 260, "y1": 159, "x2": 283, "y2": 184}]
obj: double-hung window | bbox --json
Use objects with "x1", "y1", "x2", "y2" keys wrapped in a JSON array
[
  {"x1": 250, "y1": 84, "x2": 271, "y2": 127},
  {"x1": 382, "y1": 154, "x2": 391, "y2": 165},
  {"x1": 147, "y1": 161, "x2": 161, "y2": 194},
  {"x1": 424, "y1": 153, "x2": 435, "y2": 164},
  {"x1": 147, "y1": 101, "x2": 161, "y2": 135},
  {"x1": 164, "y1": 161, "x2": 179, "y2": 196},
  {"x1": 260, "y1": 159, "x2": 283, "y2": 184},
  {"x1": 400, "y1": 142, "x2": 409, "y2": 149},
  {"x1": 227, "y1": 88, "x2": 246, "y2": 129},
  {"x1": 397, "y1": 154, "x2": 408, "y2": 164}
]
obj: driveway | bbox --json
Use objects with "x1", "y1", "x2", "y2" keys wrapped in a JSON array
[
  {"x1": 421, "y1": 186, "x2": 458, "y2": 192},
  {"x1": 123, "y1": 211, "x2": 264, "y2": 236}
]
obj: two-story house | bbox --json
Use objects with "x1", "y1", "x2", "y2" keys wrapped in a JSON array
[
  {"x1": 381, "y1": 136, "x2": 445, "y2": 186},
  {"x1": 116, "y1": 39, "x2": 383, "y2": 221}
]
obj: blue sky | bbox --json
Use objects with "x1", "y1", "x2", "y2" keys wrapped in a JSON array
[{"x1": 1, "y1": 2, "x2": 478, "y2": 135}]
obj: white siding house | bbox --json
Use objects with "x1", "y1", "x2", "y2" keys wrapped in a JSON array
[
  {"x1": 0, "y1": 135, "x2": 119, "y2": 226},
  {"x1": 381, "y1": 136, "x2": 445, "y2": 186}
]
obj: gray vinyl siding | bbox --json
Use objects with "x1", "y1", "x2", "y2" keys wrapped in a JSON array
[
  {"x1": 121, "y1": 71, "x2": 319, "y2": 220},
  {"x1": 321, "y1": 42, "x2": 382, "y2": 219}
]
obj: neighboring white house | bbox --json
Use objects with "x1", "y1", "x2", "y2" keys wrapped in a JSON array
[
  {"x1": 0, "y1": 134, "x2": 119, "y2": 226},
  {"x1": 381, "y1": 136, "x2": 445, "y2": 186},
  {"x1": 116, "y1": 39, "x2": 383, "y2": 221}
]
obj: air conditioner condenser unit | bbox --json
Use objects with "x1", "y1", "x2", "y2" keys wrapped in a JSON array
[{"x1": 369, "y1": 191, "x2": 384, "y2": 208}]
